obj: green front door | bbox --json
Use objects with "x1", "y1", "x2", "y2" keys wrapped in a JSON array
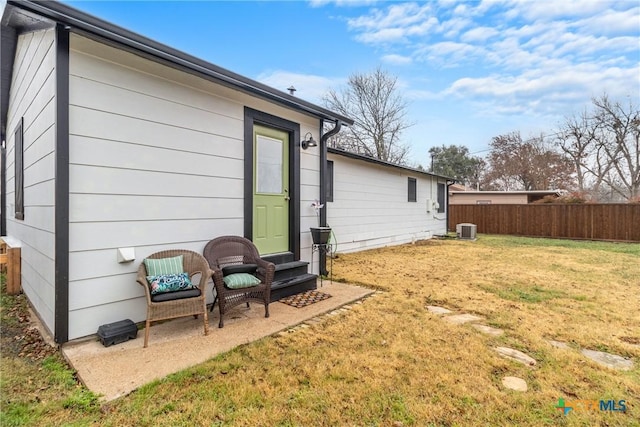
[{"x1": 253, "y1": 125, "x2": 289, "y2": 254}]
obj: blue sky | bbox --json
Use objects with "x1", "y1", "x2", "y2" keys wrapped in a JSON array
[{"x1": 65, "y1": 0, "x2": 640, "y2": 168}]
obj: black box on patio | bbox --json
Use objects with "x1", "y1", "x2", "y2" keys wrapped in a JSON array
[{"x1": 97, "y1": 319, "x2": 138, "y2": 347}]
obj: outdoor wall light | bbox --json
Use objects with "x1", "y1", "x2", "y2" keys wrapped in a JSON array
[{"x1": 301, "y1": 132, "x2": 318, "y2": 150}]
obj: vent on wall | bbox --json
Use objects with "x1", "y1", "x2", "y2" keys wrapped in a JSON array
[{"x1": 456, "y1": 223, "x2": 477, "y2": 240}]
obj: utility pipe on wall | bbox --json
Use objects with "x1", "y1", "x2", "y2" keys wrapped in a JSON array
[{"x1": 318, "y1": 120, "x2": 342, "y2": 275}]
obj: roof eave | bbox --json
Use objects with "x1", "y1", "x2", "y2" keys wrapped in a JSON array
[{"x1": 328, "y1": 147, "x2": 453, "y2": 181}]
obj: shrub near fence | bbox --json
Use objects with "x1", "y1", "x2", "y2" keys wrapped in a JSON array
[{"x1": 448, "y1": 204, "x2": 640, "y2": 242}]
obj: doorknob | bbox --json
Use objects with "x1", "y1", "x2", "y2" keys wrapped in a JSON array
[{"x1": 284, "y1": 196, "x2": 290, "y2": 201}]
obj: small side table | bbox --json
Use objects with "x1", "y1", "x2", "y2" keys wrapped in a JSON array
[{"x1": 311, "y1": 243, "x2": 333, "y2": 286}]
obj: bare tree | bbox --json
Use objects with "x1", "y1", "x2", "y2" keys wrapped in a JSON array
[
  {"x1": 557, "y1": 109, "x2": 602, "y2": 196},
  {"x1": 323, "y1": 67, "x2": 413, "y2": 164},
  {"x1": 556, "y1": 94, "x2": 640, "y2": 201},
  {"x1": 592, "y1": 95, "x2": 640, "y2": 201},
  {"x1": 482, "y1": 131, "x2": 575, "y2": 191}
]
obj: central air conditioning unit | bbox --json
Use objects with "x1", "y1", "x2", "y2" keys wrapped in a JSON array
[{"x1": 456, "y1": 223, "x2": 477, "y2": 240}]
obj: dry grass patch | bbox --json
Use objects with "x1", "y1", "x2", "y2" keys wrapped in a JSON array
[
  {"x1": 329, "y1": 235, "x2": 639, "y2": 424},
  {"x1": 2, "y1": 235, "x2": 638, "y2": 426}
]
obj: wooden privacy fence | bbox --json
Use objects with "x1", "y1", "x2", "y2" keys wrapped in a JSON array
[
  {"x1": 448, "y1": 204, "x2": 640, "y2": 242},
  {"x1": 0, "y1": 237, "x2": 21, "y2": 294}
]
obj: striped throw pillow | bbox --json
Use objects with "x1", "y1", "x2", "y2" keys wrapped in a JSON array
[
  {"x1": 223, "y1": 273, "x2": 261, "y2": 289},
  {"x1": 144, "y1": 255, "x2": 184, "y2": 276}
]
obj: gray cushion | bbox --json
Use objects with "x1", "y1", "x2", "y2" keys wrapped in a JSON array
[
  {"x1": 222, "y1": 263, "x2": 258, "y2": 276},
  {"x1": 150, "y1": 288, "x2": 201, "y2": 303}
]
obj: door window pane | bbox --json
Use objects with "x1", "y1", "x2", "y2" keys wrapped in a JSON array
[{"x1": 256, "y1": 134, "x2": 282, "y2": 194}]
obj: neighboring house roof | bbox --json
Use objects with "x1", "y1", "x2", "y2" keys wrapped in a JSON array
[
  {"x1": 328, "y1": 147, "x2": 452, "y2": 181},
  {"x1": 0, "y1": 0, "x2": 354, "y2": 139},
  {"x1": 449, "y1": 183, "x2": 470, "y2": 191}
]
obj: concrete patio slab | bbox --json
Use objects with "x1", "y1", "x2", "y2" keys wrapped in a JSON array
[{"x1": 61, "y1": 281, "x2": 373, "y2": 402}]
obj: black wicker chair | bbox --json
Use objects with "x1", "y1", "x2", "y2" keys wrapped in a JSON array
[{"x1": 203, "y1": 236, "x2": 275, "y2": 328}]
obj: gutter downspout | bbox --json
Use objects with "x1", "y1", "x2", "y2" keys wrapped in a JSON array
[
  {"x1": 54, "y1": 24, "x2": 70, "y2": 344},
  {"x1": 319, "y1": 120, "x2": 342, "y2": 276}
]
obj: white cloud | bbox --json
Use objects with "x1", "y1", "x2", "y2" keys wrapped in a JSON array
[
  {"x1": 573, "y1": 7, "x2": 640, "y2": 35},
  {"x1": 438, "y1": 16, "x2": 472, "y2": 39},
  {"x1": 356, "y1": 27, "x2": 409, "y2": 44},
  {"x1": 444, "y1": 61, "x2": 640, "y2": 118},
  {"x1": 381, "y1": 54, "x2": 413, "y2": 65},
  {"x1": 474, "y1": 0, "x2": 503, "y2": 15},
  {"x1": 309, "y1": 0, "x2": 378, "y2": 7},
  {"x1": 256, "y1": 70, "x2": 345, "y2": 103},
  {"x1": 416, "y1": 41, "x2": 485, "y2": 67},
  {"x1": 460, "y1": 26, "x2": 499, "y2": 43},
  {"x1": 508, "y1": 0, "x2": 619, "y2": 21},
  {"x1": 453, "y1": 4, "x2": 467, "y2": 16},
  {"x1": 332, "y1": 0, "x2": 638, "y2": 132},
  {"x1": 348, "y1": 3, "x2": 438, "y2": 44}
]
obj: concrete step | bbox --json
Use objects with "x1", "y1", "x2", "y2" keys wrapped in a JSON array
[
  {"x1": 262, "y1": 252, "x2": 294, "y2": 265},
  {"x1": 274, "y1": 260, "x2": 310, "y2": 281},
  {"x1": 271, "y1": 273, "x2": 317, "y2": 301}
]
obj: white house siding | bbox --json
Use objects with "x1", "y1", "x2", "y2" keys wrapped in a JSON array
[
  {"x1": 4, "y1": 29, "x2": 57, "y2": 334},
  {"x1": 67, "y1": 35, "x2": 321, "y2": 339},
  {"x1": 327, "y1": 153, "x2": 447, "y2": 253}
]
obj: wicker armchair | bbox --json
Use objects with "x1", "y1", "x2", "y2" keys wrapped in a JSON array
[
  {"x1": 136, "y1": 249, "x2": 210, "y2": 347},
  {"x1": 203, "y1": 236, "x2": 275, "y2": 328}
]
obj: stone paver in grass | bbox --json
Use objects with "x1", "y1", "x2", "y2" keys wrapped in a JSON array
[
  {"x1": 471, "y1": 324, "x2": 504, "y2": 336},
  {"x1": 581, "y1": 349, "x2": 634, "y2": 371},
  {"x1": 426, "y1": 305, "x2": 453, "y2": 315},
  {"x1": 444, "y1": 313, "x2": 484, "y2": 324},
  {"x1": 501, "y1": 376, "x2": 528, "y2": 392},
  {"x1": 547, "y1": 340, "x2": 571, "y2": 350},
  {"x1": 495, "y1": 347, "x2": 537, "y2": 366}
]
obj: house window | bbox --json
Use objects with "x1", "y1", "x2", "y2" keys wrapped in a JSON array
[
  {"x1": 326, "y1": 160, "x2": 334, "y2": 202},
  {"x1": 477, "y1": 200, "x2": 492, "y2": 205},
  {"x1": 14, "y1": 118, "x2": 24, "y2": 220},
  {"x1": 437, "y1": 183, "x2": 445, "y2": 213},
  {"x1": 408, "y1": 177, "x2": 417, "y2": 202}
]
